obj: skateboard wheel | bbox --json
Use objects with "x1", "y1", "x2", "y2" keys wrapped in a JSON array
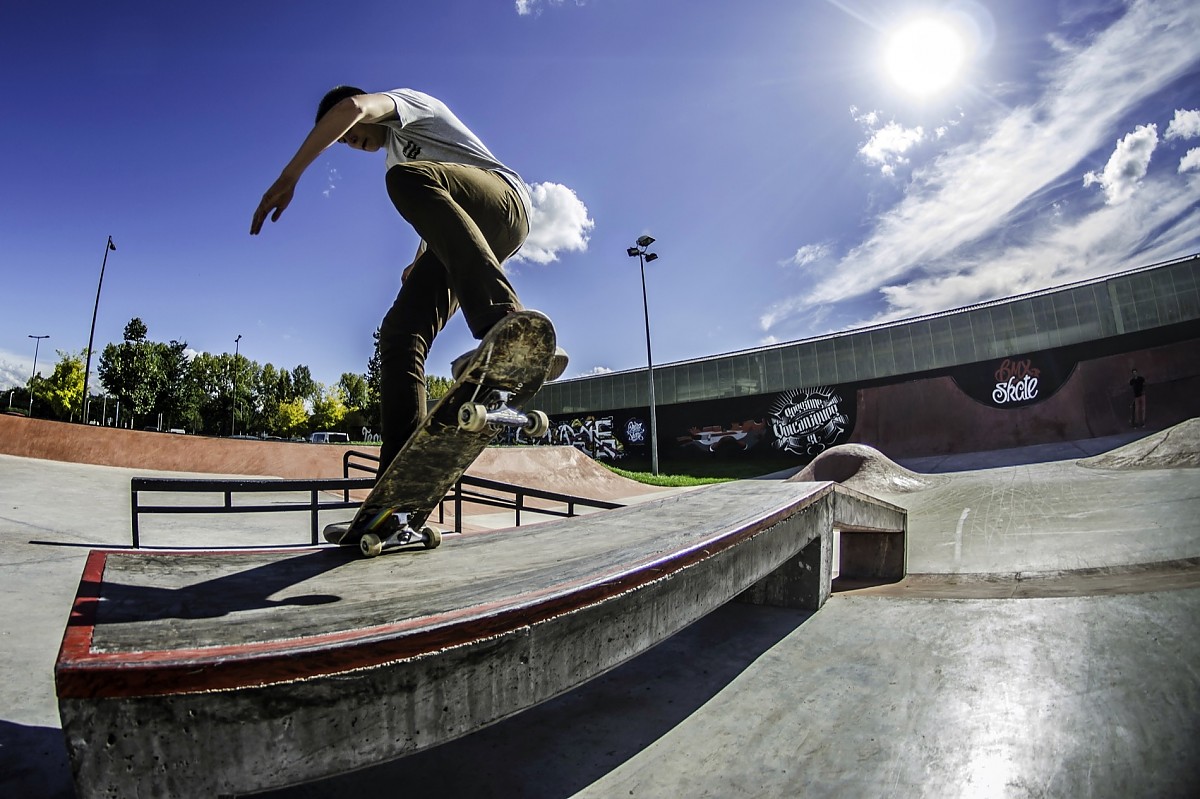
[
  {"x1": 458, "y1": 402, "x2": 488, "y2": 433},
  {"x1": 359, "y1": 533, "x2": 383, "y2": 558},
  {"x1": 524, "y1": 410, "x2": 550, "y2": 438},
  {"x1": 420, "y1": 526, "x2": 442, "y2": 550}
]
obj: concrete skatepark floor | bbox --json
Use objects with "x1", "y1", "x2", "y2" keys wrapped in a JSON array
[{"x1": 1, "y1": 426, "x2": 1198, "y2": 798}]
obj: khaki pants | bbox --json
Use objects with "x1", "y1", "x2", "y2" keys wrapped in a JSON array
[{"x1": 378, "y1": 162, "x2": 529, "y2": 470}]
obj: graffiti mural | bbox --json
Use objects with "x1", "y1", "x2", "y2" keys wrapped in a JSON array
[
  {"x1": 548, "y1": 415, "x2": 626, "y2": 460},
  {"x1": 675, "y1": 419, "x2": 767, "y2": 456},
  {"x1": 952, "y1": 351, "x2": 1076, "y2": 409},
  {"x1": 769, "y1": 386, "x2": 850, "y2": 456}
]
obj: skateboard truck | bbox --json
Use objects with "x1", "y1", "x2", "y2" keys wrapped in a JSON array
[
  {"x1": 324, "y1": 510, "x2": 442, "y2": 558},
  {"x1": 458, "y1": 390, "x2": 550, "y2": 437}
]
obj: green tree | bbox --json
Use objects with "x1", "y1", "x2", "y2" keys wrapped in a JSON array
[
  {"x1": 292, "y1": 365, "x2": 316, "y2": 402},
  {"x1": 365, "y1": 328, "x2": 382, "y2": 429},
  {"x1": 42, "y1": 350, "x2": 86, "y2": 421},
  {"x1": 427, "y1": 375, "x2": 453, "y2": 401},
  {"x1": 309, "y1": 383, "x2": 348, "y2": 432},
  {"x1": 273, "y1": 398, "x2": 310, "y2": 439},
  {"x1": 153, "y1": 341, "x2": 198, "y2": 431},
  {"x1": 338, "y1": 372, "x2": 369, "y2": 410},
  {"x1": 97, "y1": 318, "x2": 166, "y2": 428}
]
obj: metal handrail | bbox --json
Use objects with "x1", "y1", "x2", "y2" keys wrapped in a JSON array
[
  {"x1": 343, "y1": 449, "x2": 625, "y2": 533},
  {"x1": 130, "y1": 476, "x2": 374, "y2": 548},
  {"x1": 128, "y1": 450, "x2": 626, "y2": 548}
]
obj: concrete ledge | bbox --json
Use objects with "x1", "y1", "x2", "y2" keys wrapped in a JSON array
[{"x1": 56, "y1": 481, "x2": 905, "y2": 798}]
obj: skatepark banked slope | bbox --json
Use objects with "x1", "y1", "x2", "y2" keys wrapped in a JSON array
[{"x1": 55, "y1": 480, "x2": 904, "y2": 798}]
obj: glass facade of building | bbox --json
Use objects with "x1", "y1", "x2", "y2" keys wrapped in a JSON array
[{"x1": 538, "y1": 254, "x2": 1200, "y2": 415}]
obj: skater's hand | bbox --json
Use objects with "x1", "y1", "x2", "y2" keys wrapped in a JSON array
[{"x1": 251, "y1": 175, "x2": 297, "y2": 235}]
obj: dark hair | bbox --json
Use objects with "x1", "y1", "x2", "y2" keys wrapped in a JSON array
[{"x1": 316, "y1": 85, "x2": 367, "y2": 123}]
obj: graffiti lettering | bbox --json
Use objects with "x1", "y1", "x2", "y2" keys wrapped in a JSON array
[
  {"x1": 546, "y1": 416, "x2": 624, "y2": 460},
  {"x1": 769, "y1": 386, "x2": 849, "y2": 457},
  {"x1": 991, "y1": 359, "x2": 1041, "y2": 405},
  {"x1": 772, "y1": 403, "x2": 842, "y2": 440},
  {"x1": 994, "y1": 358, "x2": 1040, "y2": 383},
  {"x1": 992, "y1": 375, "x2": 1039, "y2": 404}
]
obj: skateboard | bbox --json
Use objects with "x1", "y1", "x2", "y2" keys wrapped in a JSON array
[{"x1": 324, "y1": 310, "x2": 557, "y2": 557}]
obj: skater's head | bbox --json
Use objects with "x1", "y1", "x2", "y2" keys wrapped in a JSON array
[
  {"x1": 316, "y1": 85, "x2": 367, "y2": 123},
  {"x1": 316, "y1": 85, "x2": 387, "y2": 153}
]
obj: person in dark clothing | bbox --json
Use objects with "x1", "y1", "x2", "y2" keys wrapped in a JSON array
[{"x1": 1129, "y1": 369, "x2": 1147, "y2": 428}]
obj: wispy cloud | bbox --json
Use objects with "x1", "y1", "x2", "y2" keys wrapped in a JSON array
[
  {"x1": 766, "y1": 0, "x2": 1200, "y2": 336},
  {"x1": 513, "y1": 181, "x2": 595, "y2": 265},
  {"x1": 783, "y1": 243, "x2": 832, "y2": 267},
  {"x1": 515, "y1": 0, "x2": 584, "y2": 17},
  {"x1": 322, "y1": 165, "x2": 341, "y2": 199}
]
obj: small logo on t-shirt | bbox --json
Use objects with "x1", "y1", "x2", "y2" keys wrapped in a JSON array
[{"x1": 400, "y1": 139, "x2": 422, "y2": 159}]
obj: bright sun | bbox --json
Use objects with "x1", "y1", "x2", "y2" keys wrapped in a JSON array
[{"x1": 885, "y1": 18, "x2": 965, "y2": 96}]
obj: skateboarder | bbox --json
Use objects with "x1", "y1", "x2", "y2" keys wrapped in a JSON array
[{"x1": 251, "y1": 85, "x2": 565, "y2": 474}]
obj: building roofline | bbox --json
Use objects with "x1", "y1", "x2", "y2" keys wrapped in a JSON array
[{"x1": 550, "y1": 251, "x2": 1200, "y2": 384}]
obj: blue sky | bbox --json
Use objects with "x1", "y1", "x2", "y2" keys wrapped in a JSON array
[{"x1": 2, "y1": 0, "x2": 1198, "y2": 393}]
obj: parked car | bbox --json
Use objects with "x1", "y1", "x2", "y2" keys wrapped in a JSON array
[{"x1": 310, "y1": 431, "x2": 351, "y2": 444}]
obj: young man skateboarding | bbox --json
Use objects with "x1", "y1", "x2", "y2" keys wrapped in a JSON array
[{"x1": 251, "y1": 86, "x2": 564, "y2": 473}]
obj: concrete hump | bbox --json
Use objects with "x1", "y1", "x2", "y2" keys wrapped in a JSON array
[
  {"x1": 788, "y1": 443, "x2": 944, "y2": 494},
  {"x1": 468, "y1": 446, "x2": 663, "y2": 501},
  {"x1": 1080, "y1": 417, "x2": 1200, "y2": 471}
]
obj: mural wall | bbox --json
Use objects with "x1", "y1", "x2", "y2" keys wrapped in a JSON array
[
  {"x1": 526, "y1": 326, "x2": 1199, "y2": 463},
  {"x1": 533, "y1": 384, "x2": 857, "y2": 463}
]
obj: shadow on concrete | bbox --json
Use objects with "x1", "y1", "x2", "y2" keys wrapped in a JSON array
[
  {"x1": 93, "y1": 550, "x2": 348, "y2": 624},
  {"x1": 250, "y1": 602, "x2": 813, "y2": 799},
  {"x1": 0, "y1": 720, "x2": 76, "y2": 799}
]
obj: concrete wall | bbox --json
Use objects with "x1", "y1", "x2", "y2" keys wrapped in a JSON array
[{"x1": 850, "y1": 338, "x2": 1200, "y2": 458}]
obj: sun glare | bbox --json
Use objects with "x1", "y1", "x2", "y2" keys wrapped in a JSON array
[{"x1": 885, "y1": 17, "x2": 965, "y2": 96}]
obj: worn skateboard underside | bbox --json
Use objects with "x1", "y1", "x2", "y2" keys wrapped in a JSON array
[{"x1": 336, "y1": 311, "x2": 556, "y2": 541}]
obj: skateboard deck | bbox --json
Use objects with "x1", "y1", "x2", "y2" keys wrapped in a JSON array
[{"x1": 324, "y1": 310, "x2": 557, "y2": 557}]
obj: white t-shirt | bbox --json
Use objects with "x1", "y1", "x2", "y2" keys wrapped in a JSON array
[{"x1": 381, "y1": 89, "x2": 532, "y2": 221}]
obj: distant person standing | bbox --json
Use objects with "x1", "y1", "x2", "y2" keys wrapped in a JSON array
[{"x1": 1129, "y1": 369, "x2": 1147, "y2": 428}]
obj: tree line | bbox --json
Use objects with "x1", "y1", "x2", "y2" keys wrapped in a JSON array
[{"x1": 9, "y1": 317, "x2": 453, "y2": 440}]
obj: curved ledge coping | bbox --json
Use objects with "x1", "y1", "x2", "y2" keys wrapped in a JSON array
[{"x1": 56, "y1": 480, "x2": 906, "y2": 798}]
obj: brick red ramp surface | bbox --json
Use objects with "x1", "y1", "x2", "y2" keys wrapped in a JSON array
[{"x1": 0, "y1": 415, "x2": 655, "y2": 502}]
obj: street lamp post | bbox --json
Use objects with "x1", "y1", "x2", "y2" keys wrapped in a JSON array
[
  {"x1": 27, "y1": 334, "x2": 49, "y2": 417},
  {"x1": 82, "y1": 236, "x2": 117, "y2": 424},
  {"x1": 627, "y1": 235, "x2": 661, "y2": 475},
  {"x1": 231, "y1": 334, "x2": 242, "y2": 437}
]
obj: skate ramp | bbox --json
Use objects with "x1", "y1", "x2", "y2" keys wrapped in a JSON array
[
  {"x1": 790, "y1": 444, "x2": 946, "y2": 494},
  {"x1": 468, "y1": 446, "x2": 662, "y2": 501},
  {"x1": 1080, "y1": 418, "x2": 1200, "y2": 470},
  {"x1": 55, "y1": 480, "x2": 906, "y2": 798}
]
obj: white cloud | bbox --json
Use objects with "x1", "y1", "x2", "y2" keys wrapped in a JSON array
[
  {"x1": 513, "y1": 182, "x2": 595, "y2": 264},
  {"x1": 1165, "y1": 108, "x2": 1200, "y2": 140},
  {"x1": 577, "y1": 366, "x2": 613, "y2": 378},
  {"x1": 784, "y1": 243, "x2": 831, "y2": 267},
  {"x1": 853, "y1": 109, "x2": 925, "y2": 176},
  {"x1": 0, "y1": 357, "x2": 28, "y2": 391},
  {"x1": 1180, "y1": 147, "x2": 1200, "y2": 173},
  {"x1": 763, "y1": 0, "x2": 1200, "y2": 335},
  {"x1": 1083, "y1": 123, "x2": 1159, "y2": 204}
]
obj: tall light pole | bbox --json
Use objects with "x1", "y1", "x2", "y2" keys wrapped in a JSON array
[
  {"x1": 27, "y1": 334, "x2": 49, "y2": 417},
  {"x1": 82, "y1": 236, "x2": 117, "y2": 423},
  {"x1": 231, "y1": 334, "x2": 242, "y2": 437},
  {"x1": 627, "y1": 235, "x2": 661, "y2": 475}
]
